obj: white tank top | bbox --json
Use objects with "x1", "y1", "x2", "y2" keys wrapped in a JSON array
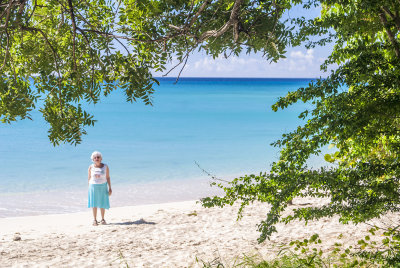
[{"x1": 89, "y1": 164, "x2": 108, "y2": 184}]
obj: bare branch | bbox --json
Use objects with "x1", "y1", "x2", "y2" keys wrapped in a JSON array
[
  {"x1": 174, "y1": 53, "x2": 189, "y2": 84},
  {"x1": 163, "y1": 41, "x2": 196, "y2": 78},
  {"x1": 174, "y1": 38, "x2": 191, "y2": 84},
  {"x1": 162, "y1": 54, "x2": 189, "y2": 77},
  {"x1": 195, "y1": 161, "x2": 230, "y2": 183}
]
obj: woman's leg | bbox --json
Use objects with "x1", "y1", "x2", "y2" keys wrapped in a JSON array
[
  {"x1": 100, "y1": 208, "x2": 105, "y2": 220},
  {"x1": 92, "y1": 207, "x2": 97, "y2": 220}
]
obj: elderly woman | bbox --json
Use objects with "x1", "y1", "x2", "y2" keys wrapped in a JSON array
[{"x1": 88, "y1": 151, "x2": 112, "y2": 226}]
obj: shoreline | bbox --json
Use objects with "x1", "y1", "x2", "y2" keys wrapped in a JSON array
[
  {"x1": 2, "y1": 197, "x2": 396, "y2": 267},
  {"x1": 0, "y1": 176, "x2": 225, "y2": 218},
  {"x1": 0, "y1": 200, "x2": 200, "y2": 232}
]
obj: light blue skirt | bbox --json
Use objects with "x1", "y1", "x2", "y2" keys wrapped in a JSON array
[{"x1": 88, "y1": 183, "x2": 110, "y2": 209}]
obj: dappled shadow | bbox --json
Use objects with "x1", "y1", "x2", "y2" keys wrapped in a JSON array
[{"x1": 111, "y1": 218, "x2": 156, "y2": 225}]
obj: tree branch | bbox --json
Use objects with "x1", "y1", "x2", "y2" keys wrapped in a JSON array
[
  {"x1": 0, "y1": 0, "x2": 15, "y2": 21},
  {"x1": 381, "y1": 6, "x2": 400, "y2": 32},
  {"x1": 187, "y1": 0, "x2": 210, "y2": 29},
  {"x1": 26, "y1": 0, "x2": 37, "y2": 24},
  {"x1": 162, "y1": 53, "x2": 189, "y2": 77},
  {"x1": 67, "y1": 0, "x2": 77, "y2": 72},
  {"x1": 163, "y1": 40, "x2": 196, "y2": 79},
  {"x1": 0, "y1": 30, "x2": 10, "y2": 71},
  {"x1": 16, "y1": 0, "x2": 26, "y2": 25},
  {"x1": 379, "y1": 11, "x2": 400, "y2": 58},
  {"x1": 0, "y1": 0, "x2": 14, "y2": 71},
  {"x1": 199, "y1": 0, "x2": 243, "y2": 41},
  {"x1": 174, "y1": 38, "x2": 191, "y2": 84}
]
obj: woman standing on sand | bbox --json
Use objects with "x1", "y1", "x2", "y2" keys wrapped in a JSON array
[{"x1": 88, "y1": 151, "x2": 112, "y2": 226}]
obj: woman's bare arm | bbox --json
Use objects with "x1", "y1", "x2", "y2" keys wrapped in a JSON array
[
  {"x1": 88, "y1": 166, "x2": 91, "y2": 185},
  {"x1": 106, "y1": 165, "x2": 112, "y2": 196}
]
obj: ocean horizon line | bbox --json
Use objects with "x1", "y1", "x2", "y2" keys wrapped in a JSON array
[{"x1": 153, "y1": 76, "x2": 321, "y2": 80}]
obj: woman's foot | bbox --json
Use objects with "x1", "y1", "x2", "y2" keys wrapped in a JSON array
[
  {"x1": 93, "y1": 220, "x2": 98, "y2": 226},
  {"x1": 100, "y1": 219, "x2": 107, "y2": 225}
]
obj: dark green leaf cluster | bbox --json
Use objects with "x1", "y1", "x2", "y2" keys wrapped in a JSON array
[
  {"x1": 202, "y1": 0, "x2": 400, "y2": 243},
  {"x1": 0, "y1": 0, "x2": 296, "y2": 145}
]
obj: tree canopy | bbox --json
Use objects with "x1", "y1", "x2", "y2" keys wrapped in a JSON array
[{"x1": 0, "y1": 0, "x2": 293, "y2": 145}]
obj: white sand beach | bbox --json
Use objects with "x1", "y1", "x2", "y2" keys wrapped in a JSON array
[{"x1": 0, "y1": 198, "x2": 395, "y2": 267}]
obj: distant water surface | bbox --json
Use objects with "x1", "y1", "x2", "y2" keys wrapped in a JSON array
[{"x1": 0, "y1": 77, "x2": 319, "y2": 216}]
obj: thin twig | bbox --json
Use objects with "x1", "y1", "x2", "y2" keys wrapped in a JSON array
[
  {"x1": 26, "y1": 0, "x2": 37, "y2": 24},
  {"x1": 162, "y1": 54, "x2": 189, "y2": 77},
  {"x1": 174, "y1": 52, "x2": 189, "y2": 84},
  {"x1": 183, "y1": 0, "x2": 195, "y2": 26},
  {"x1": 195, "y1": 161, "x2": 230, "y2": 183}
]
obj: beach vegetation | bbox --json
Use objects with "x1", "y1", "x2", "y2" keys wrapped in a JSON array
[
  {"x1": 201, "y1": 0, "x2": 400, "y2": 248},
  {"x1": 197, "y1": 228, "x2": 400, "y2": 267}
]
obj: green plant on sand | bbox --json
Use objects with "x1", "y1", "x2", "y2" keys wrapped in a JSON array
[{"x1": 197, "y1": 228, "x2": 400, "y2": 267}]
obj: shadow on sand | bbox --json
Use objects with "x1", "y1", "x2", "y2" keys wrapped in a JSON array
[{"x1": 111, "y1": 218, "x2": 156, "y2": 226}]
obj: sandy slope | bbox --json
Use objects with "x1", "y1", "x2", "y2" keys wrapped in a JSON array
[{"x1": 0, "y1": 198, "x2": 393, "y2": 267}]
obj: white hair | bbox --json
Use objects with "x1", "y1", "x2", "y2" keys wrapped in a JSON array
[{"x1": 91, "y1": 151, "x2": 102, "y2": 161}]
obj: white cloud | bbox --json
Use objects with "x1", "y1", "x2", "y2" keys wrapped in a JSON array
[
  {"x1": 155, "y1": 49, "x2": 330, "y2": 78},
  {"x1": 193, "y1": 56, "x2": 260, "y2": 73},
  {"x1": 290, "y1": 49, "x2": 314, "y2": 64},
  {"x1": 285, "y1": 49, "x2": 316, "y2": 72}
]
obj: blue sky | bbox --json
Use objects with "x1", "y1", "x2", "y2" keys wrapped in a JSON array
[{"x1": 155, "y1": 4, "x2": 334, "y2": 78}]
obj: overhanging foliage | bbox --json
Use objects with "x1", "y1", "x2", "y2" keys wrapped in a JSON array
[{"x1": 0, "y1": 0, "x2": 293, "y2": 145}]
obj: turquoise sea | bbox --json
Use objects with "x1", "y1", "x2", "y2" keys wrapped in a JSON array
[{"x1": 0, "y1": 78, "x2": 320, "y2": 217}]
